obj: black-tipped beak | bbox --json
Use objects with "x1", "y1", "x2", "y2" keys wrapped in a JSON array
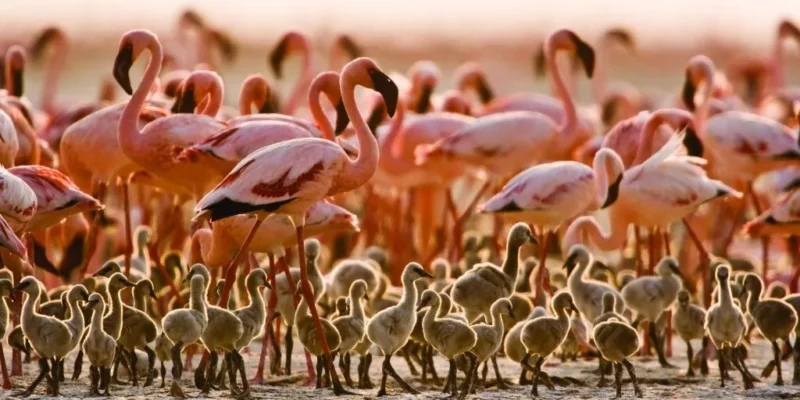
[
  {"x1": 475, "y1": 76, "x2": 494, "y2": 105},
  {"x1": 607, "y1": 28, "x2": 635, "y2": 51},
  {"x1": 601, "y1": 174, "x2": 622, "y2": 209},
  {"x1": 334, "y1": 100, "x2": 350, "y2": 135},
  {"x1": 11, "y1": 281, "x2": 28, "y2": 293},
  {"x1": 526, "y1": 231, "x2": 538, "y2": 245},
  {"x1": 419, "y1": 268, "x2": 434, "y2": 279},
  {"x1": 508, "y1": 310, "x2": 516, "y2": 319},
  {"x1": 10, "y1": 66, "x2": 23, "y2": 98},
  {"x1": 683, "y1": 127, "x2": 704, "y2": 158},
  {"x1": 569, "y1": 33, "x2": 595, "y2": 78},
  {"x1": 122, "y1": 279, "x2": 136, "y2": 288},
  {"x1": 533, "y1": 45, "x2": 547, "y2": 78},
  {"x1": 81, "y1": 291, "x2": 89, "y2": 301},
  {"x1": 176, "y1": 84, "x2": 196, "y2": 114},
  {"x1": 681, "y1": 70, "x2": 697, "y2": 112},
  {"x1": 563, "y1": 252, "x2": 579, "y2": 270},
  {"x1": 338, "y1": 35, "x2": 363, "y2": 60},
  {"x1": 269, "y1": 38, "x2": 289, "y2": 79},
  {"x1": 149, "y1": 287, "x2": 157, "y2": 299},
  {"x1": 669, "y1": 263, "x2": 683, "y2": 278},
  {"x1": 363, "y1": 293, "x2": 369, "y2": 301},
  {"x1": 113, "y1": 43, "x2": 135, "y2": 95},
  {"x1": 368, "y1": 69, "x2": 398, "y2": 118},
  {"x1": 414, "y1": 85, "x2": 434, "y2": 114},
  {"x1": 259, "y1": 94, "x2": 280, "y2": 114},
  {"x1": 366, "y1": 101, "x2": 386, "y2": 135}
]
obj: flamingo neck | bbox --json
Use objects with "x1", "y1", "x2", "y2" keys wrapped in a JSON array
[
  {"x1": 422, "y1": 295, "x2": 441, "y2": 330},
  {"x1": 746, "y1": 281, "x2": 762, "y2": 314},
  {"x1": 771, "y1": 34, "x2": 786, "y2": 92},
  {"x1": 591, "y1": 44, "x2": 607, "y2": 104},
  {"x1": 201, "y1": 80, "x2": 223, "y2": 116},
  {"x1": 400, "y1": 273, "x2": 419, "y2": 311},
  {"x1": 308, "y1": 82, "x2": 335, "y2": 141},
  {"x1": 336, "y1": 71, "x2": 380, "y2": 193},
  {"x1": 89, "y1": 303, "x2": 104, "y2": 332},
  {"x1": 282, "y1": 45, "x2": 312, "y2": 115},
  {"x1": 567, "y1": 215, "x2": 628, "y2": 252},
  {"x1": 118, "y1": 37, "x2": 163, "y2": 158},
  {"x1": 489, "y1": 305, "x2": 504, "y2": 333},
  {"x1": 133, "y1": 287, "x2": 148, "y2": 312},
  {"x1": 246, "y1": 276, "x2": 264, "y2": 311},
  {"x1": 349, "y1": 289, "x2": 365, "y2": 322},
  {"x1": 21, "y1": 286, "x2": 40, "y2": 323},
  {"x1": 42, "y1": 36, "x2": 68, "y2": 115},
  {"x1": 592, "y1": 152, "x2": 612, "y2": 206},
  {"x1": 633, "y1": 112, "x2": 666, "y2": 166},
  {"x1": 66, "y1": 292, "x2": 85, "y2": 332},
  {"x1": 718, "y1": 277, "x2": 734, "y2": 308},
  {"x1": 379, "y1": 102, "x2": 407, "y2": 174},
  {"x1": 191, "y1": 228, "x2": 213, "y2": 266},
  {"x1": 548, "y1": 42, "x2": 578, "y2": 140}
]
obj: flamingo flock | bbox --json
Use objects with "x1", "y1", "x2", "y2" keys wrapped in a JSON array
[{"x1": 0, "y1": 8, "x2": 799, "y2": 400}]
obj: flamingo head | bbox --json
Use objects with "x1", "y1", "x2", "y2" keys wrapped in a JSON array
[
  {"x1": 311, "y1": 71, "x2": 350, "y2": 135},
  {"x1": 439, "y1": 90, "x2": 471, "y2": 115},
  {"x1": 778, "y1": 20, "x2": 800, "y2": 41},
  {"x1": 548, "y1": 29, "x2": 595, "y2": 79},
  {"x1": 334, "y1": 35, "x2": 363, "y2": 62},
  {"x1": 179, "y1": 9, "x2": 206, "y2": 30},
  {"x1": 113, "y1": 29, "x2": 159, "y2": 95},
  {"x1": 603, "y1": 28, "x2": 636, "y2": 52},
  {"x1": 453, "y1": 61, "x2": 494, "y2": 104},
  {"x1": 269, "y1": 31, "x2": 309, "y2": 79},
  {"x1": 175, "y1": 70, "x2": 223, "y2": 114},
  {"x1": 681, "y1": 55, "x2": 715, "y2": 112},
  {"x1": 408, "y1": 60, "x2": 440, "y2": 114},
  {"x1": 343, "y1": 57, "x2": 399, "y2": 119},
  {"x1": 4, "y1": 45, "x2": 26, "y2": 97},
  {"x1": 29, "y1": 27, "x2": 65, "y2": 62},
  {"x1": 593, "y1": 149, "x2": 624, "y2": 209}
]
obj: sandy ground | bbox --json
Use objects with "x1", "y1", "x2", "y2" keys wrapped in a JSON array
[{"x1": 4, "y1": 334, "x2": 800, "y2": 400}]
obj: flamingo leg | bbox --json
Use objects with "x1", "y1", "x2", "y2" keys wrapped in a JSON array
[
  {"x1": 121, "y1": 180, "x2": 134, "y2": 278},
  {"x1": 294, "y1": 225, "x2": 345, "y2": 394},
  {"x1": 276, "y1": 253, "x2": 315, "y2": 383},
  {"x1": 10, "y1": 267, "x2": 21, "y2": 376},
  {"x1": 217, "y1": 218, "x2": 264, "y2": 307},
  {"x1": 0, "y1": 342, "x2": 11, "y2": 389},
  {"x1": 747, "y1": 184, "x2": 770, "y2": 285},
  {"x1": 252, "y1": 253, "x2": 278, "y2": 384},
  {"x1": 445, "y1": 189, "x2": 460, "y2": 260},
  {"x1": 648, "y1": 228, "x2": 657, "y2": 275},
  {"x1": 788, "y1": 236, "x2": 800, "y2": 293},
  {"x1": 663, "y1": 229, "x2": 671, "y2": 256},
  {"x1": 452, "y1": 181, "x2": 491, "y2": 255},
  {"x1": 533, "y1": 229, "x2": 551, "y2": 307},
  {"x1": 147, "y1": 244, "x2": 183, "y2": 306},
  {"x1": 633, "y1": 226, "x2": 644, "y2": 277},
  {"x1": 682, "y1": 218, "x2": 711, "y2": 308},
  {"x1": 79, "y1": 181, "x2": 107, "y2": 277}
]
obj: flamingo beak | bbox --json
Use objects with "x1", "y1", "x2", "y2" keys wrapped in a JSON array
[
  {"x1": 338, "y1": 35, "x2": 363, "y2": 60},
  {"x1": 533, "y1": 45, "x2": 547, "y2": 78},
  {"x1": 414, "y1": 85, "x2": 434, "y2": 114},
  {"x1": 368, "y1": 69, "x2": 398, "y2": 118},
  {"x1": 569, "y1": 32, "x2": 595, "y2": 78},
  {"x1": 601, "y1": 174, "x2": 623, "y2": 209},
  {"x1": 681, "y1": 70, "x2": 697, "y2": 112},
  {"x1": 10, "y1": 65, "x2": 23, "y2": 98},
  {"x1": 176, "y1": 84, "x2": 197, "y2": 114},
  {"x1": 259, "y1": 93, "x2": 280, "y2": 114},
  {"x1": 269, "y1": 37, "x2": 290, "y2": 79},
  {"x1": 113, "y1": 42, "x2": 135, "y2": 95},
  {"x1": 334, "y1": 100, "x2": 350, "y2": 135},
  {"x1": 149, "y1": 287, "x2": 157, "y2": 299}
]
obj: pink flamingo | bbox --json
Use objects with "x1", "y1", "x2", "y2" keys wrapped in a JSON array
[
  {"x1": 389, "y1": 60, "x2": 440, "y2": 114},
  {"x1": 0, "y1": 107, "x2": 19, "y2": 167},
  {"x1": 417, "y1": 29, "x2": 595, "y2": 251},
  {"x1": 478, "y1": 145, "x2": 625, "y2": 303},
  {"x1": 743, "y1": 188, "x2": 800, "y2": 290},
  {"x1": 683, "y1": 55, "x2": 800, "y2": 275},
  {"x1": 29, "y1": 27, "x2": 68, "y2": 117},
  {"x1": 175, "y1": 71, "x2": 351, "y2": 175},
  {"x1": 329, "y1": 34, "x2": 363, "y2": 72},
  {"x1": 563, "y1": 126, "x2": 741, "y2": 299},
  {"x1": 113, "y1": 31, "x2": 228, "y2": 273},
  {"x1": 193, "y1": 57, "x2": 397, "y2": 394},
  {"x1": 236, "y1": 74, "x2": 280, "y2": 116},
  {"x1": 269, "y1": 31, "x2": 313, "y2": 116}
]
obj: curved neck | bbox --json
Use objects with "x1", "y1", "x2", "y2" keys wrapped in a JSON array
[
  {"x1": 118, "y1": 37, "x2": 163, "y2": 157},
  {"x1": 90, "y1": 304, "x2": 104, "y2": 331},
  {"x1": 591, "y1": 44, "x2": 607, "y2": 104},
  {"x1": 379, "y1": 102, "x2": 407, "y2": 174},
  {"x1": 133, "y1": 290, "x2": 147, "y2": 313},
  {"x1": 501, "y1": 239, "x2": 522, "y2": 280},
  {"x1": 771, "y1": 31, "x2": 786, "y2": 91},
  {"x1": 349, "y1": 291, "x2": 365, "y2": 321},
  {"x1": 282, "y1": 46, "x2": 312, "y2": 115},
  {"x1": 634, "y1": 110, "x2": 693, "y2": 165},
  {"x1": 399, "y1": 274, "x2": 419, "y2": 311},
  {"x1": 336, "y1": 70, "x2": 380, "y2": 192},
  {"x1": 42, "y1": 36, "x2": 67, "y2": 115},
  {"x1": 67, "y1": 295, "x2": 84, "y2": 329},
  {"x1": 568, "y1": 214, "x2": 628, "y2": 252},
  {"x1": 201, "y1": 81, "x2": 223, "y2": 116},
  {"x1": 747, "y1": 282, "x2": 762, "y2": 314},
  {"x1": 22, "y1": 286, "x2": 40, "y2": 321},
  {"x1": 547, "y1": 42, "x2": 578, "y2": 139},
  {"x1": 189, "y1": 280, "x2": 207, "y2": 314},
  {"x1": 109, "y1": 287, "x2": 124, "y2": 328},
  {"x1": 308, "y1": 82, "x2": 335, "y2": 141},
  {"x1": 423, "y1": 297, "x2": 440, "y2": 329},
  {"x1": 191, "y1": 228, "x2": 212, "y2": 266},
  {"x1": 555, "y1": 305, "x2": 570, "y2": 325},
  {"x1": 490, "y1": 307, "x2": 504, "y2": 333},
  {"x1": 719, "y1": 278, "x2": 734, "y2": 307}
]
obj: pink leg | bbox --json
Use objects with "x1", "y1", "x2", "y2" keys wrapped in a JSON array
[
  {"x1": 252, "y1": 253, "x2": 278, "y2": 384},
  {"x1": 533, "y1": 229, "x2": 550, "y2": 307},
  {"x1": 276, "y1": 255, "x2": 316, "y2": 384},
  {"x1": 10, "y1": 268, "x2": 20, "y2": 377},
  {"x1": 452, "y1": 181, "x2": 492, "y2": 255},
  {"x1": 218, "y1": 218, "x2": 264, "y2": 307},
  {"x1": 747, "y1": 184, "x2": 770, "y2": 285},
  {"x1": 0, "y1": 343, "x2": 11, "y2": 389},
  {"x1": 121, "y1": 181, "x2": 133, "y2": 278},
  {"x1": 682, "y1": 218, "x2": 710, "y2": 308},
  {"x1": 633, "y1": 227, "x2": 644, "y2": 277}
]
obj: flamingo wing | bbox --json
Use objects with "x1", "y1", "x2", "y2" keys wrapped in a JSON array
[{"x1": 195, "y1": 138, "x2": 344, "y2": 221}]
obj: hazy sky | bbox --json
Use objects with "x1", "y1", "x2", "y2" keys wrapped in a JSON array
[{"x1": 2, "y1": 0, "x2": 800, "y2": 51}]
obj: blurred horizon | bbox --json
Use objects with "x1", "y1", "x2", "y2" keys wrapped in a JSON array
[{"x1": 2, "y1": 0, "x2": 800, "y2": 106}]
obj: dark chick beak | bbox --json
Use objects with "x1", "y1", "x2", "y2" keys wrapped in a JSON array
[
  {"x1": 334, "y1": 100, "x2": 350, "y2": 135},
  {"x1": 508, "y1": 310, "x2": 516, "y2": 319},
  {"x1": 527, "y1": 231, "x2": 538, "y2": 245},
  {"x1": 681, "y1": 70, "x2": 697, "y2": 112},
  {"x1": 416, "y1": 297, "x2": 430, "y2": 312},
  {"x1": 176, "y1": 85, "x2": 197, "y2": 114},
  {"x1": 92, "y1": 265, "x2": 111, "y2": 278},
  {"x1": 113, "y1": 42, "x2": 135, "y2": 95},
  {"x1": 363, "y1": 294, "x2": 369, "y2": 301},
  {"x1": 419, "y1": 268, "x2": 434, "y2": 279},
  {"x1": 11, "y1": 281, "x2": 27, "y2": 293},
  {"x1": 269, "y1": 37, "x2": 290, "y2": 79},
  {"x1": 368, "y1": 68, "x2": 398, "y2": 118},
  {"x1": 122, "y1": 279, "x2": 136, "y2": 288},
  {"x1": 601, "y1": 174, "x2": 623, "y2": 209},
  {"x1": 414, "y1": 84, "x2": 434, "y2": 114},
  {"x1": 563, "y1": 252, "x2": 579, "y2": 270},
  {"x1": 81, "y1": 291, "x2": 89, "y2": 301},
  {"x1": 569, "y1": 32, "x2": 595, "y2": 78},
  {"x1": 149, "y1": 287, "x2": 157, "y2": 299},
  {"x1": 669, "y1": 263, "x2": 683, "y2": 278},
  {"x1": 570, "y1": 301, "x2": 579, "y2": 313}
]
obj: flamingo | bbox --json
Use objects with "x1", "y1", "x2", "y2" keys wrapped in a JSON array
[
  {"x1": 29, "y1": 26, "x2": 69, "y2": 117},
  {"x1": 269, "y1": 31, "x2": 313, "y2": 116},
  {"x1": 175, "y1": 71, "x2": 351, "y2": 175},
  {"x1": 744, "y1": 188, "x2": 800, "y2": 291},
  {"x1": 113, "y1": 31, "x2": 229, "y2": 274},
  {"x1": 478, "y1": 145, "x2": 624, "y2": 303},
  {"x1": 416, "y1": 29, "x2": 595, "y2": 252},
  {"x1": 683, "y1": 55, "x2": 800, "y2": 277},
  {"x1": 193, "y1": 57, "x2": 397, "y2": 394},
  {"x1": 329, "y1": 34, "x2": 363, "y2": 72},
  {"x1": 236, "y1": 74, "x2": 280, "y2": 116}
]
